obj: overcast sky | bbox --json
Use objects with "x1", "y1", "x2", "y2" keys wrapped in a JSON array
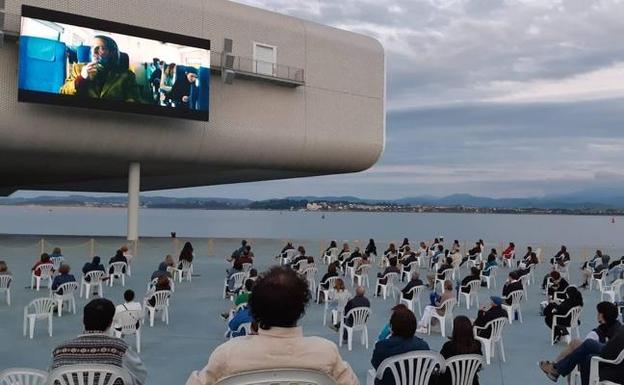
[{"x1": 18, "y1": 0, "x2": 624, "y2": 200}]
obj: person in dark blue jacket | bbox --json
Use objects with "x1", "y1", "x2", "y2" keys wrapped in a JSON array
[
  {"x1": 51, "y1": 264, "x2": 76, "y2": 294},
  {"x1": 227, "y1": 305, "x2": 253, "y2": 338},
  {"x1": 82, "y1": 256, "x2": 105, "y2": 282},
  {"x1": 371, "y1": 305, "x2": 430, "y2": 385}
]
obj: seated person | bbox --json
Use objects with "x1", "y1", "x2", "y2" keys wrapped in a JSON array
[
  {"x1": 340, "y1": 287, "x2": 370, "y2": 341},
  {"x1": 539, "y1": 302, "x2": 624, "y2": 385},
  {"x1": 226, "y1": 260, "x2": 245, "y2": 293},
  {"x1": 401, "y1": 272, "x2": 424, "y2": 299},
  {"x1": 479, "y1": 252, "x2": 498, "y2": 280},
  {"x1": 0, "y1": 260, "x2": 10, "y2": 276},
  {"x1": 501, "y1": 271, "x2": 523, "y2": 304},
  {"x1": 383, "y1": 243, "x2": 397, "y2": 259},
  {"x1": 399, "y1": 238, "x2": 410, "y2": 254},
  {"x1": 371, "y1": 304, "x2": 429, "y2": 385},
  {"x1": 376, "y1": 258, "x2": 400, "y2": 295},
  {"x1": 179, "y1": 242, "x2": 195, "y2": 267},
  {"x1": 147, "y1": 276, "x2": 171, "y2": 306},
  {"x1": 416, "y1": 280, "x2": 454, "y2": 334},
  {"x1": 430, "y1": 245, "x2": 445, "y2": 268},
  {"x1": 328, "y1": 279, "x2": 351, "y2": 331},
  {"x1": 120, "y1": 245, "x2": 134, "y2": 267},
  {"x1": 289, "y1": 246, "x2": 308, "y2": 269},
  {"x1": 108, "y1": 249, "x2": 128, "y2": 274},
  {"x1": 319, "y1": 262, "x2": 339, "y2": 293},
  {"x1": 451, "y1": 240, "x2": 461, "y2": 254},
  {"x1": 51, "y1": 299, "x2": 147, "y2": 385},
  {"x1": 400, "y1": 251, "x2": 419, "y2": 270},
  {"x1": 279, "y1": 241, "x2": 295, "y2": 258},
  {"x1": 221, "y1": 279, "x2": 255, "y2": 321},
  {"x1": 338, "y1": 243, "x2": 351, "y2": 262},
  {"x1": 607, "y1": 256, "x2": 624, "y2": 281},
  {"x1": 235, "y1": 246, "x2": 254, "y2": 266},
  {"x1": 113, "y1": 289, "x2": 142, "y2": 332},
  {"x1": 543, "y1": 286, "x2": 583, "y2": 343},
  {"x1": 51, "y1": 264, "x2": 76, "y2": 294},
  {"x1": 32, "y1": 253, "x2": 53, "y2": 277},
  {"x1": 323, "y1": 241, "x2": 338, "y2": 259},
  {"x1": 151, "y1": 258, "x2": 174, "y2": 281},
  {"x1": 354, "y1": 254, "x2": 371, "y2": 275},
  {"x1": 247, "y1": 268, "x2": 259, "y2": 281},
  {"x1": 551, "y1": 245, "x2": 570, "y2": 266},
  {"x1": 60, "y1": 35, "x2": 138, "y2": 102},
  {"x1": 185, "y1": 266, "x2": 359, "y2": 385},
  {"x1": 461, "y1": 241, "x2": 483, "y2": 266},
  {"x1": 502, "y1": 242, "x2": 515, "y2": 260},
  {"x1": 427, "y1": 256, "x2": 453, "y2": 288},
  {"x1": 460, "y1": 267, "x2": 481, "y2": 294},
  {"x1": 82, "y1": 256, "x2": 105, "y2": 281},
  {"x1": 474, "y1": 296, "x2": 508, "y2": 338},
  {"x1": 543, "y1": 271, "x2": 569, "y2": 297},
  {"x1": 365, "y1": 239, "x2": 377, "y2": 256},
  {"x1": 342, "y1": 247, "x2": 362, "y2": 269},
  {"x1": 229, "y1": 240, "x2": 247, "y2": 261},
  {"x1": 580, "y1": 253, "x2": 609, "y2": 289},
  {"x1": 226, "y1": 305, "x2": 253, "y2": 338},
  {"x1": 517, "y1": 246, "x2": 537, "y2": 268},
  {"x1": 439, "y1": 316, "x2": 483, "y2": 385}
]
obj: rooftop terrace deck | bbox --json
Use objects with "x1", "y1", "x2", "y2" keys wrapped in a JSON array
[{"x1": 0, "y1": 235, "x2": 618, "y2": 385}]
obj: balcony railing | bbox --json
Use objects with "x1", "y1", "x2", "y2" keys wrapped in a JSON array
[{"x1": 211, "y1": 51, "x2": 304, "y2": 87}]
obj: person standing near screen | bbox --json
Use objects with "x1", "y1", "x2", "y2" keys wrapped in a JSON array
[{"x1": 60, "y1": 35, "x2": 138, "y2": 102}]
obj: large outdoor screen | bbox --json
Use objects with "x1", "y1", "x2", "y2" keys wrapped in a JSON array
[{"x1": 18, "y1": 6, "x2": 210, "y2": 121}]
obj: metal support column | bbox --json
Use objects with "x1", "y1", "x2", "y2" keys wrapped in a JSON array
[{"x1": 127, "y1": 162, "x2": 140, "y2": 241}]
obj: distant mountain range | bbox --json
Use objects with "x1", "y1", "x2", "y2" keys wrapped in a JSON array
[{"x1": 2, "y1": 188, "x2": 624, "y2": 210}]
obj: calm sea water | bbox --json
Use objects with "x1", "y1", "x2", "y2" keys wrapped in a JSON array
[{"x1": 0, "y1": 206, "x2": 622, "y2": 248}]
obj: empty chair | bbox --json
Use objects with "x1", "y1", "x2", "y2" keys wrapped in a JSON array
[
  {"x1": 108, "y1": 261, "x2": 128, "y2": 287},
  {"x1": 338, "y1": 307, "x2": 371, "y2": 351},
  {"x1": 31, "y1": 263, "x2": 54, "y2": 291},
  {"x1": 0, "y1": 275, "x2": 12, "y2": 306},
  {"x1": 80, "y1": 270, "x2": 105, "y2": 299},
  {"x1": 366, "y1": 351, "x2": 446, "y2": 385},
  {"x1": 223, "y1": 272, "x2": 248, "y2": 300},
  {"x1": 144, "y1": 290, "x2": 171, "y2": 327},
  {"x1": 551, "y1": 306, "x2": 582, "y2": 345},
  {"x1": 113, "y1": 309, "x2": 142, "y2": 353},
  {"x1": 23, "y1": 297, "x2": 55, "y2": 339},
  {"x1": 375, "y1": 272, "x2": 399, "y2": 300},
  {"x1": 458, "y1": 280, "x2": 481, "y2": 310},
  {"x1": 501, "y1": 290, "x2": 524, "y2": 324},
  {"x1": 474, "y1": 317, "x2": 507, "y2": 365},
  {"x1": 480, "y1": 266, "x2": 498, "y2": 289},
  {"x1": 317, "y1": 276, "x2": 339, "y2": 304},
  {"x1": 354, "y1": 264, "x2": 371, "y2": 288},
  {"x1": 399, "y1": 285, "x2": 425, "y2": 316},
  {"x1": 445, "y1": 354, "x2": 483, "y2": 385},
  {"x1": 52, "y1": 281, "x2": 79, "y2": 317},
  {"x1": 0, "y1": 368, "x2": 47, "y2": 385},
  {"x1": 428, "y1": 298, "x2": 457, "y2": 338},
  {"x1": 47, "y1": 364, "x2": 132, "y2": 385},
  {"x1": 601, "y1": 279, "x2": 623, "y2": 302},
  {"x1": 215, "y1": 369, "x2": 338, "y2": 385},
  {"x1": 302, "y1": 266, "x2": 318, "y2": 294}
]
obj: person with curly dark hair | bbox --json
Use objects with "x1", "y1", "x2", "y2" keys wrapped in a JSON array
[{"x1": 185, "y1": 266, "x2": 358, "y2": 385}]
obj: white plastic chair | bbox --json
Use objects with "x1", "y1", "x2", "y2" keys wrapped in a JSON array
[
  {"x1": 80, "y1": 270, "x2": 105, "y2": 299},
  {"x1": 589, "y1": 348, "x2": 624, "y2": 385},
  {"x1": 322, "y1": 248, "x2": 338, "y2": 265},
  {"x1": 480, "y1": 266, "x2": 498, "y2": 289},
  {"x1": 435, "y1": 269, "x2": 454, "y2": 291},
  {"x1": 354, "y1": 264, "x2": 371, "y2": 288},
  {"x1": 23, "y1": 297, "x2": 55, "y2": 339},
  {"x1": 399, "y1": 285, "x2": 424, "y2": 316},
  {"x1": 52, "y1": 281, "x2": 78, "y2": 317},
  {"x1": 501, "y1": 290, "x2": 523, "y2": 324},
  {"x1": 502, "y1": 252, "x2": 515, "y2": 268},
  {"x1": 114, "y1": 309, "x2": 142, "y2": 353},
  {"x1": 474, "y1": 317, "x2": 507, "y2": 365},
  {"x1": 466, "y1": 253, "x2": 482, "y2": 271},
  {"x1": 590, "y1": 270, "x2": 607, "y2": 291},
  {"x1": 227, "y1": 322, "x2": 252, "y2": 339},
  {"x1": 366, "y1": 351, "x2": 446, "y2": 385},
  {"x1": 458, "y1": 280, "x2": 480, "y2": 310},
  {"x1": 600, "y1": 279, "x2": 623, "y2": 302},
  {"x1": 215, "y1": 369, "x2": 338, "y2": 385},
  {"x1": 0, "y1": 275, "x2": 12, "y2": 306},
  {"x1": 428, "y1": 298, "x2": 457, "y2": 338},
  {"x1": 317, "y1": 276, "x2": 339, "y2": 304},
  {"x1": 446, "y1": 354, "x2": 483, "y2": 385},
  {"x1": 50, "y1": 256, "x2": 65, "y2": 271},
  {"x1": 401, "y1": 262, "x2": 419, "y2": 282},
  {"x1": 223, "y1": 272, "x2": 248, "y2": 299},
  {"x1": 301, "y1": 266, "x2": 318, "y2": 294},
  {"x1": 31, "y1": 263, "x2": 54, "y2": 291},
  {"x1": 345, "y1": 257, "x2": 362, "y2": 282},
  {"x1": 179, "y1": 260, "x2": 193, "y2": 282},
  {"x1": 108, "y1": 262, "x2": 127, "y2": 287},
  {"x1": 551, "y1": 306, "x2": 582, "y2": 345},
  {"x1": 519, "y1": 274, "x2": 530, "y2": 301},
  {"x1": 0, "y1": 368, "x2": 47, "y2": 385},
  {"x1": 375, "y1": 272, "x2": 399, "y2": 300},
  {"x1": 280, "y1": 249, "x2": 297, "y2": 266},
  {"x1": 338, "y1": 307, "x2": 370, "y2": 351},
  {"x1": 145, "y1": 290, "x2": 171, "y2": 327},
  {"x1": 47, "y1": 364, "x2": 132, "y2": 385}
]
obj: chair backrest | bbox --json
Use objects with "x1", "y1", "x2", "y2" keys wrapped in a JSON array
[
  {"x1": 285, "y1": 249, "x2": 297, "y2": 259},
  {"x1": 84, "y1": 270, "x2": 105, "y2": 283},
  {"x1": 235, "y1": 322, "x2": 252, "y2": 336},
  {"x1": 303, "y1": 267, "x2": 317, "y2": 280},
  {"x1": 115, "y1": 310, "x2": 142, "y2": 333},
  {"x1": 26, "y1": 297, "x2": 56, "y2": 315},
  {"x1": 47, "y1": 364, "x2": 132, "y2": 385},
  {"x1": 466, "y1": 280, "x2": 480, "y2": 293},
  {"x1": 231, "y1": 272, "x2": 248, "y2": 289},
  {"x1": 445, "y1": 354, "x2": 483, "y2": 385},
  {"x1": 506, "y1": 290, "x2": 523, "y2": 306},
  {"x1": 567, "y1": 306, "x2": 583, "y2": 325},
  {"x1": 611, "y1": 279, "x2": 624, "y2": 292},
  {"x1": 0, "y1": 275, "x2": 12, "y2": 289},
  {"x1": 180, "y1": 260, "x2": 193, "y2": 271},
  {"x1": 109, "y1": 262, "x2": 127, "y2": 274},
  {"x1": 405, "y1": 285, "x2": 425, "y2": 299},
  {"x1": 344, "y1": 306, "x2": 370, "y2": 326},
  {"x1": 0, "y1": 367, "x2": 48, "y2": 385},
  {"x1": 214, "y1": 369, "x2": 338, "y2": 385},
  {"x1": 441, "y1": 269, "x2": 453, "y2": 279},
  {"x1": 56, "y1": 282, "x2": 78, "y2": 297},
  {"x1": 384, "y1": 272, "x2": 399, "y2": 286},
  {"x1": 241, "y1": 263, "x2": 253, "y2": 272},
  {"x1": 51, "y1": 257, "x2": 64, "y2": 270},
  {"x1": 479, "y1": 317, "x2": 507, "y2": 341},
  {"x1": 36, "y1": 263, "x2": 55, "y2": 277},
  {"x1": 437, "y1": 298, "x2": 457, "y2": 316},
  {"x1": 374, "y1": 350, "x2": 446, "y2": 385},
  {"x1": 147, "y1": 290, "x2": 171, "y2": 307},
  {"x1": 323, "y1": 276, "x2": 340, "y2": 289}
]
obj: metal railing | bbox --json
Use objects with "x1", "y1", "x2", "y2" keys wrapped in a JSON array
[{"x1": 211, "y1": 50, "x2": 304, "y2": 86}]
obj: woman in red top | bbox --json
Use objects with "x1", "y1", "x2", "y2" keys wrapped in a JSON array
[
  {"x1": 502, "y1": 242, "x2": 515, "y2": 260},
  {"x1": 32, "y1": 253, "x2": 53, "y2": 277}
]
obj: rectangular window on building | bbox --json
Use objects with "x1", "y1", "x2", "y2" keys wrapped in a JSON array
[{"x1": 253, "y1": 42, "x2": 276, "y2": 76}]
